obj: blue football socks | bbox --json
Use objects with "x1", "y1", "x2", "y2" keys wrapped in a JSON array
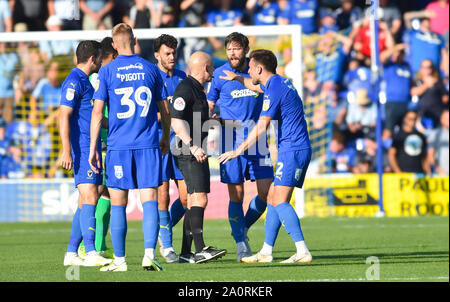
[
  {"x1": 245, "y1": 195, "x2": 267, "y2": 229},
  {"x1": 169, "y1": 198, "x2": 186, "y2": 227},
  {"x1": 142, "y1": 201, "x2": 159, "y2": 250},
  {"x1": 275, "y1": 202, "x2": 304, "y2": 243},
  {"x1": 67, "y1": 207, "x2": 82, "y2": 253},
  {"x1": 110, "y1": 205, "x2": 127, "y2": 258},
  {"x1": 158, "y1": 209, "x2": 172, "y2": 249},
  {"x1": 80, "y1": 204, "x2": 96, "y2": 253},
  {"x1": 228, "y1": 201, "x2": 245, "y2": 243}
]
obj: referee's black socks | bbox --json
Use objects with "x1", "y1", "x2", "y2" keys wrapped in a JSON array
[
  {"x1": 190, "y1": 206, "x2": 206, "y2": 253},
  {"x1": 181, "y1": 209, "x2": 193, "y2": 255}
]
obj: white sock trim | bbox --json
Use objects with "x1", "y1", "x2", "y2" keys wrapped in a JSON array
[{"x1": 260, "y1": 242, "x2": 273, "y2": 256}]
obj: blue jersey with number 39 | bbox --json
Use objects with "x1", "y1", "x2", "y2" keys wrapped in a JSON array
[{"x1": 93, "y1": 54, "x2": 167, "y2": 151}]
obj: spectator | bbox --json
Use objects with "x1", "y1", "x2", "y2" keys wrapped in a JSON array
[
  {"x1": 207, "y1": 0, "x2": 244, "y2": 50},
  {"x1": 425, "y1": 0, "x2": 449, "y2": 36},
  {"x1": 39, "y1": 15, "x2": 78, "y2": 61},
  {"x1": 334, "y1": 0, "x2": 362, "y2": 32},
  {"x1": 318, "y1": 8, "x2": 338, "y2": 35},
  {"x1": 380, "y1": 43, "x2": 412, "y2": 141},
  {"x1": 364, "y1": 0, "x2": 402, "y2": 41},
  {"x1": 0, "y1": 42, "x2": 19, "y2": 124},
  {"x1": 128, "y1": 0, "x2": 152, "y2": 29},
  {"x1": 14, "y1": 46, "x2": 45, "y2": 104},
  {"x1": 353, "y1": 151, "x2": 374, "y2": 174},
  {"x1": 47, "y1": 0, "x2": 81, "y2": 30},
  {"x1": 279, "y1": 0, "x2": 318, "y2": 35},
  {"x1": 314, "y1": 32, "x2": 351, "y2": 85},
  {"x1": 388, "y1": 109, "x2": 431, "y2": 174},
  {"x1": 353, "y1": 17, "x2": 395, "y2": 66},
  {"x1": 346, "y1": 88, "x2": 377, "y2": 140},
  {"x1": 29, "y1": 59, "x2": 62, "y2": 125},
  {"x1": 79, "y1": 0, "x2": 115, "y2": 30},
  {"x1": 324, "y1": 129, "x2": 356, "y2": 173},
  {"x1": 12, "y1": 0, "x2": 47, "y2": 31},
  {"x1": 0, "y1": 0, "x2": 13, "y2": 33},
  {"x1": 0, "y1": 144, "x2": 26, "y2": 179},
  {"x1": 403, "y1": 15, "x2": 447, "y2": 75},
  {"x1": 411, "y1": 59, "x2": 448, "y2": 129},
  {"x1": 246, "y1": 0, "x2": 283, "y2": 26},
  {"x1": 428, "y1": 109, "x2": 449, "y2": 175},
  {"x1": 159, "y1": 4, "x2": 176, "y2": 28},
  {"x1": 148, "y1": 0, "x2": 171, "y2": 28},
  {"x1": 0, "y1": 117, "x2": 9, "y2": 167}
]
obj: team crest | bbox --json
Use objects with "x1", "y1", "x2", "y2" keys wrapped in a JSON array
[
  {"x1": 173, "y1": 97, "x2": 186, "y2": 111},
  {"x1": 294, "y1": 169, "x2": 302, "y2": 181},
  {"x1": 87, "y1": 169, "x2": 93, "y2": 179},
  {"x1": 114, "y1": 165, "x2": 123, "y2": 179},
  {"x1": 66, "y1": 88, "x2": 75, "y2": 101}
]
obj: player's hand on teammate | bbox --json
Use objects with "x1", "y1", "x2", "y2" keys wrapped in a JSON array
[
  {"x1": 217, "y1": 150, "x2": 240, "y2": 164},
  {"x1": 88, "y1": 151, "x2": 102, "y2": 174},
  {"x1": 190, "y1": 145, "x2": 208, "y2": 163},
  {"x1": 60, "y1": 150, "x2": 73, "y2": 170},
  {"x1": 219, "y1": 70, "x2": 238, "y2": 81}
]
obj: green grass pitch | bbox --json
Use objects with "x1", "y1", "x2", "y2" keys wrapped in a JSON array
[{"x1": 0, "y1": 216, "x2": 448, "y2": 282}]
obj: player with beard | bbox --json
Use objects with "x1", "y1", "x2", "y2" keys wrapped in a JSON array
[{"x1": 206, "y1": 32, "x2": 273, "y2": 261}]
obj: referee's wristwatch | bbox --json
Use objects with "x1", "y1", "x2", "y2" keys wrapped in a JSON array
[{"x1": 189, "y1": 140, "x2": 195, "y2": 147}]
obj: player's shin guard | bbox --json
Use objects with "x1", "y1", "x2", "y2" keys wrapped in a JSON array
[
  {"x1": 245, "y1": 195, "x2": 267, "y2": 229},
  {"x1": 142, "y1": 201, "x2": 160, "y2": 249},
  {"x1": 95, "y1": 197, "x2": 111, "y2": 252},
  {"x1": 110, "y1": 205, "x2": 127, "y2": 258},
  {"x1": 80, "y1": 204, "x2": 97, "y2": 253},
  {"x1": 67, "y1": 207, "x2": 82, "y2": 253},
  {"x1": 275, "y1": 203, "x2": 304, "y2": 243},
  {"x1": 264, "y1": 204, "x2": 281, "y2": 247},
  {"x1": 158, "y1": 210, "x2": 172, "y2": 249},
  {"x1": 169, "y1": 198, "x2": 186, "y2": 227},
  {"x1": 228, "y1": 201, "x2": 245, "y2": 243},
  {"x1": 190, "y1": 206, "x2": 206, "y2": 253}
]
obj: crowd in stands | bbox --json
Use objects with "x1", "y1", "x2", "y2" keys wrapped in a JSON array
[{"x1": 0, "y1": 0, "x2": 448, "y2": 179}]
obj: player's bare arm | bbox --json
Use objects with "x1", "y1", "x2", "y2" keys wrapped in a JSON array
[
  {"x1": 218, "y1": 116, "x2": 272, "y2": 164},
  {"x1": 59, "y1": 105, "x2": 74, "y2": 170},
  {"x1": 171, "y1": 117, "x2": 207, "y2": 163},
  {"x1": 89, "y1": 99, "x2": 104, "y2": 174},
  {"x1": 219, "y1": 70, "x2": 264, "y2": 94},
  {"x1": 157, "y1": 99, "x2": 171, "y2": 155}
]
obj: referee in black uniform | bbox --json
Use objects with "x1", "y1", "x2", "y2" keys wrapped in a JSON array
[{"x1": 170, "y1": 51, "x2": 227, "y2": 263}]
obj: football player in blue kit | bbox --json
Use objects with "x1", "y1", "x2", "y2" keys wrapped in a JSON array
[
  {"x1": 60, "y1": 40, "x2": 113, "y2": 267},
  {"x1": 219, "y1": 49, "x2": 313, "y2": 264},
  {"x1": 207, "y1": 32, "x2": 273, "y2": 261},
  {"x1": 89, "y1": 23, "x2": 171, "y2": 272},
  {"x1": 153, "y1": 34, "x2": 188, "y2": 263}
]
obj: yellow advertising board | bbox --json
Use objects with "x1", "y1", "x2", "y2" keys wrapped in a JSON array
[{"x1": 304, "y1": 173, "x2": 449, "y2": 217}]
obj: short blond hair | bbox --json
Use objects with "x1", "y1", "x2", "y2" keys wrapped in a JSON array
[{"x1": 112, "y1": 23, "x2": 134, "y2": 49}]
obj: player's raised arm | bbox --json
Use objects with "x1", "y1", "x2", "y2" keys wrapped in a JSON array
[
  {"x1": 218, "y1": 115, "x2": 272, "y2": 164},
  {"x1": 157, "y1": 99, "x2": 171, "y2": 155},
  {"x1": 219, "y1": 70, "x2": 264, "y2": 94},
  {"x1": 59, "y1": 105, "x2": 74, "y2": 170},
  {"x1": 89, "y1": 99, "x2": 104, "y2": 173}
]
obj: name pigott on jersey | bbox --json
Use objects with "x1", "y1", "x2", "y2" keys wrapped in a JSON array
[{"x1": 116, "y1": 72, "x2": 145, "y2": 82}]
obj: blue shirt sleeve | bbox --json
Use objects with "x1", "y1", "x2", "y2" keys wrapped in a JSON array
[
  {"x1": 93, "y1": 66, "x2": 108, "y2": 102},
  {"x1": 259, "y1": 91, "x2": 280, "y2": 118},
  {"x1": 59, "y1": 77, "x2": 80, "y2": 108},
  {"x1": 206, "y1": 72, "x2": 222, "y2": 102}
]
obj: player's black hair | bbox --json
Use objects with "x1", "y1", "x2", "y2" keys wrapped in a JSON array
[
  {"x1": 224, "y1": 32, "x2": 249, "y2": 50},
  {"x1": 100, "y1": 37, "x2": 117, "y2": 60},
  {"x1": 76, "y1": 40, "x2": 102, "y2": 64},
  {"x1": 153, "y1": 34, "x2": 178, "y2": 52},
  {"x1": 249, "y1": 49, "x2": 277, "y2": 74}
]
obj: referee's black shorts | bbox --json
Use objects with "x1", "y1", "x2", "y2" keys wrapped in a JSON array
[{"x1": 174, "y1": 155, "x2": 210, "y2": 194}]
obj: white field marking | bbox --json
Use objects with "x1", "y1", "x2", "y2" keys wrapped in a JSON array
[{"x1": 241, "y1": 276, "x2": 449, "y2": 282}]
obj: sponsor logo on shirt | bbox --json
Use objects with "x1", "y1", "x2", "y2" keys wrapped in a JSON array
[
  {"x1": 117, "y1": 63, "x2": 144, "y2": 71},
  {"x1": 230, "y1": 89, "x2": 259, "y2": 98}
]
